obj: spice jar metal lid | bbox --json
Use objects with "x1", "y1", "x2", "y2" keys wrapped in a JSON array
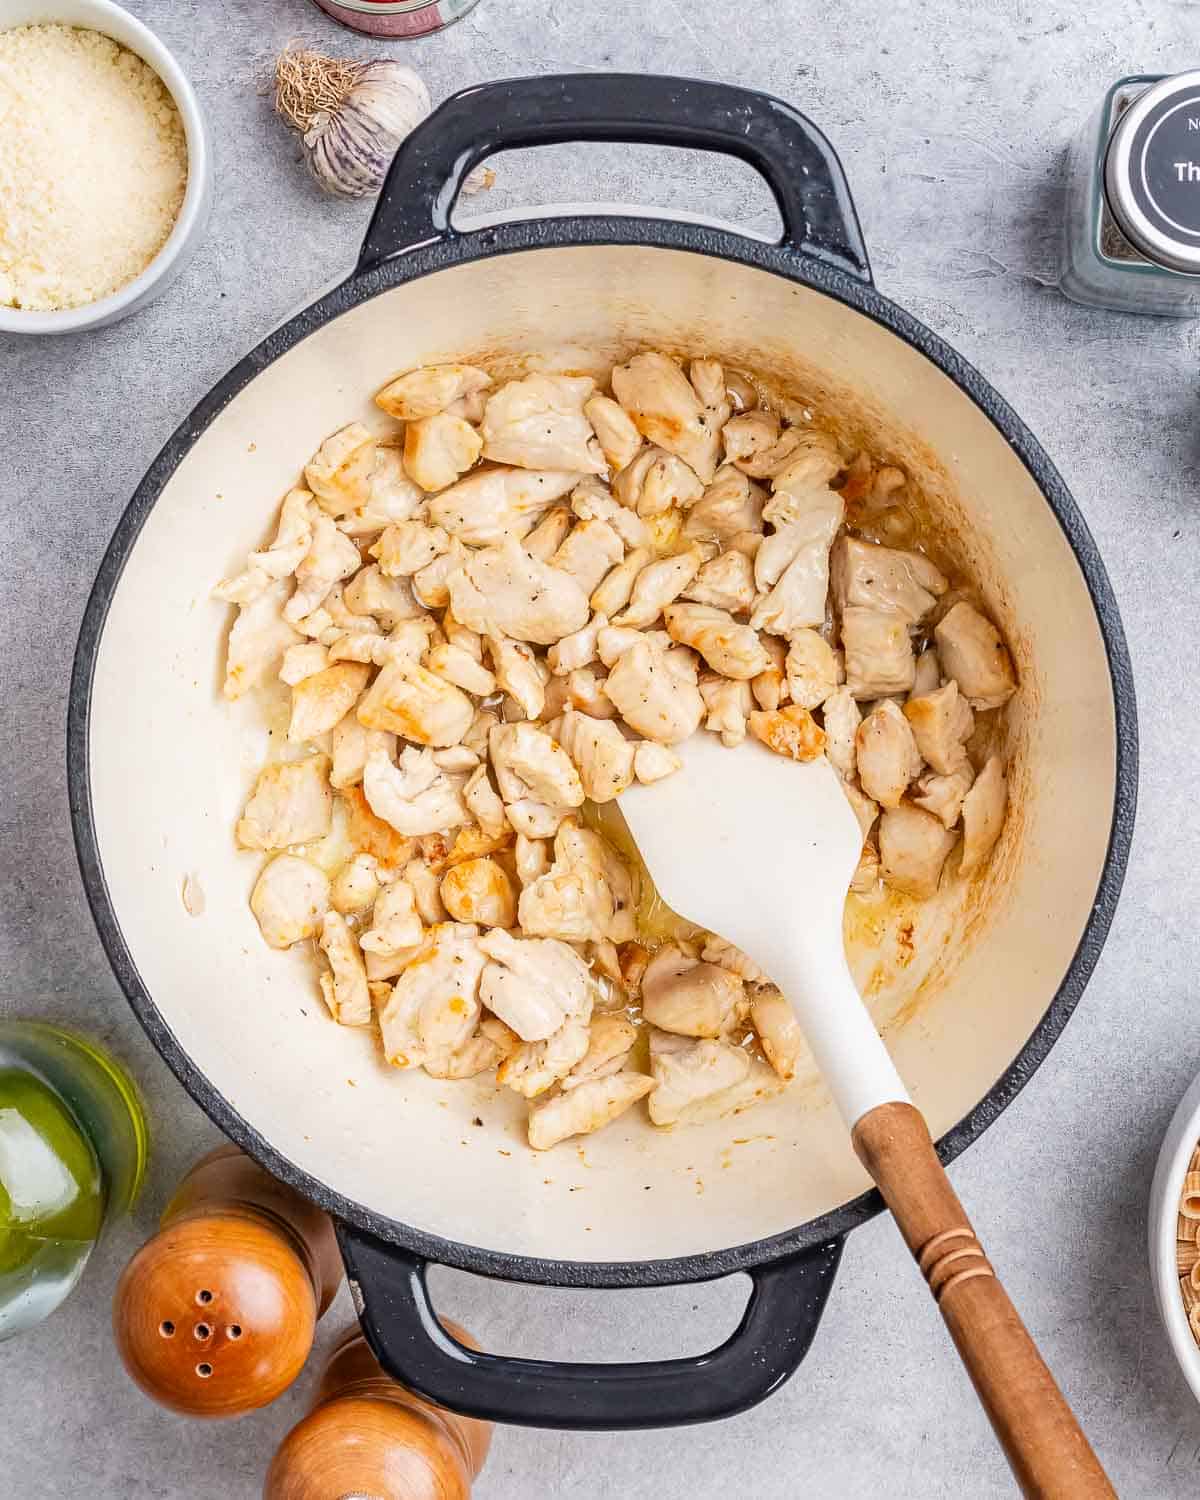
[{"x1": 1105, "y1": 70, "x2": 1200, "y2": 275}]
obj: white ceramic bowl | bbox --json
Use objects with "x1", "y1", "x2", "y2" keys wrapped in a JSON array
[
  {"x1": 1150, "y1": 1072, "x2": 1200, "y2": 1401},
  {"x1": 0, "y1": 0, "x2": 211, "y2": 334}
]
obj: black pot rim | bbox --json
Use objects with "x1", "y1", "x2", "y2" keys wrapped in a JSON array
[{"x1": 68, "y1": 214, "x2": 1138, "y2": 1291}]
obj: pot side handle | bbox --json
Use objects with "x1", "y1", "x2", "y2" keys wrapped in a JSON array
[
  {"x1": 337, "y1": 1223, "x2": 844, "y2": 1430},
  {"x1": 357, "y1": 73, "x2": 871, "y2": 282}
]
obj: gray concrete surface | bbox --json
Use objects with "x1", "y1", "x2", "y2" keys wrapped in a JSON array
[{"x1": 0, "y1": 0, "x2": 1196, "y2": 1494}]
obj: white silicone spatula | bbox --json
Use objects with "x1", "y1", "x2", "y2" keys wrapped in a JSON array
[{"x1": 620, "y1": 735, "x2": 1114, "y2": 1499}]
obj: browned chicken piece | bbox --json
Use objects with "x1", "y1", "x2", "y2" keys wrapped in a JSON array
[
  {"x1": 822, "y1": 685, "x2": 861, "y2": 779},
  {"x1": 524, "y1": 504, "x2": 574, "y2": 561},
  {"x1": 785, "y1": 629, "x2": 839, "y2": 710},
  {"x1": 591, "y1": 548, "x2": 649, "y2": 618},
  {"x1": 424, "y1": 642, "x2": 497, "y2": 698},
  {"x1": 903, "y1": 680, "x2": 974, "y2": 775},
  {"x1": 480, "y1": 373, "x2": 606, "y2": 473},
  {"x1": 841, "y1": 607, "x2": 915, "y2": 699},
  {"x1": 551, "y1": 518, "x2": 625, "y2": 595},
  {"x1": 288, "y1": 662, "x2": 370, "y2": 743},
  {"x1": 856, "y1": 699, "x2": 922, "y2": 808},
  {"x1": 562, "y1": 1013, "x2": 639, "y2": 1090},
  {"x1": 499, "y1": 1021, "x2": 592, "y2": 1099},
  {"x1": 612, "y1": 351, "x2": 723, "y2": 482},
  {"x1": 413, "y1": 540, "x2": 467, "y2": 611},
  {"x1": 750, "y1": 987, "x2": 806, "y2": 1080},
  {"x1": 878, "y1": 802, "x2": 959, "y2": 898},
  {"x1": 641, "y1": 944, "x2": 744, "y2": 1037},
  {"x1": 251, "y1": 855, "x2": 331, "y2": 949},
  {"x1": 357, "y1": 660, "x2": 474, "y2": 747},
  {"x1": 751, "y1": 633, "x2": 788, "y2": 712},
  {"x1": 910, "y1": 646, "x2": 941, "y2": 698},
  {"x1": 304, "y1": 423, "x2": 377, "y2": 517},
  {"x1": 403, "y1": 412, "x2": 483, "y2": 492},
  {"x1": 842, "y1": 779, "x2": 880, "y2": 839},
  {"x1": 336, "y1": 446, "x2": 426, "y2": 537},
  {"x1": 528, "y1": 1072, "x2": 655, "y2": 1149},
  {"x1": 584, "y1": 394, "x2": 643, "y2": 472},
  {"x1": 934, "y1": 601, "x2": 1018, "y2": 710},
  {"x1": 663, "y1": 603, "x2": 770, "y2": 680},
  {"x1": 430, "y1": 467, "x2": 580, "y2": 546},
  {"x1": 555, "y1": 709, "x2": 636, "y2": 802},
  {"x1": 959, "y1": 755, "x2": 1008, "y2": 875},
  {"x1": 910, "y1": 764, "x2": 975, "y2": 829},
  {"x1": 448, "y1": 535, "x2": 590, "y2": 645},
  {"x1": 330, "y1": 714, "x2": 394, "y2": 790},
  {"x1": 748, "y1": 705, "x2": 826, "y2": 762},
  {"x1": 441, "y1": 857, "x2": 517, "y2": 928},
  {"x1": 613, "y1": 446, "x2": 705, "y2": 517},
  {"x1": 737, "y1": 424, "x2": 838, "y2": 482},
  {"x1": 603, "y1": 635, "x2": 705, "y2": 744},
  {"x1": 377, "y1": 922, "x2": 486, "y2": 1068},
  {"x1": 850, "y1": 840, "x2": 881, "y2": 893},
  {"x1": 683, "y1": 466, "x2": 766, "y2": 545},
  {"x1": 237, "y1": 756, "x2": 333, "y2": 850},
  {"x1": 371, "y1": 520, "x2": 450, "y2": 577},
  {"x1": 682, "y1": 550, "x2": 756, "y2": 613},
  {"x1": 830, "y1": 535, "x2": 948, "y2": 624},
  {"x1": 700, "y1": 675, "x2": 753, "y2": 747},
  {"x1": 375, "y1": 363, "x2": 492, "y2": 421},
  {"x1": 518, "y1": 818, "x2": 635, "y2": 944}
]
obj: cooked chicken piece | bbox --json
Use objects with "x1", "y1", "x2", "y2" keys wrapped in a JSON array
[
  {"x1": 250, "y1": 855, "x2": 330, "y2": 950},
  {"x1": 330, "y1": 713, "x2": 395, "y2": 790},
  {"x1": 430, "y1": 467, "x2": 580, "y2": 546},
  {"x1": 213, "y1": 566, "x2": 272, "y2": 606},
  {"x1": 850, "y1": 840, "x2": 881, "y2": 893},
  {"x1": 934, "y1": 602, "x2": 1017, "y2": 710},
  {"x1": 404, "y1": 857, "x2": 447, "y2": 924},
  {"x1": 751, "y1": 634, "x2": 788, "y2": 712},
  {"x1": 683, "y1": 466, "x2": 766, "y2": 545},
  {"x1": 279, "y1": 641, "x2": 329, "y2": 686},
  {"x1": 378, "y1": 923, "x2": 487, "y2": 1069},
  {"x1": 595, "y1": 622, "x2": 651, "y2": 668},
  {"x1": 565, "y1": 666, "x2": 619, "y2": 721},
  {"x1": 514, "y1": 833, "x2": 551, "y2": 886},
  {"x1": 551, "y1": 518, "x2": 624, "y2": 596},
  {"x1": 692, "y1": 940, "x2": 761, "y2": 992},
  {"x1": 338, "y1": 785, "x2": 415, "y2": 874},
  {"x1": 518, "y1": 818, "x2": 635, "y2": 944},
  {"x1": 633, "y1": 740, "x2": 682, "y2": 784},
  {"x1": 682, "y1": 550, "x2": 756, "y2": 613},
  {"x1": 360, "y1": 879, "x2": 424, "y2": 954},
  {"x1": 440, "y1": 857, "x2": 516, "y2": 928},
  {"x1": 613, "y1": 547, "x2": 704, "y2": 629},
  {"x1": 842, "y1": 778, "x2": 880, "y2": 839},
  {"x1": 460, "y1": 765, "x2": 506, "y2": 841},
  {"x1": 480, "y1": 373, "x2": 605, "y2": 473},
  {"x1": 750, "y1": 488, "x2": 844, "y2": 637},
  {"x1": 528, "y1": 1071, "x2": 654, "y2": 1149},
  {"x1": 371, "y1": 520, "x2": 450, "y2": 577},
  {"x1": 646, "y1": 1031, "x2": 750, "y2": 1126},
  {"x1": 223, "y1": 579, "x2": 303, "y2": 700},
  {"x1": 612, "y1": 352, "x2": 721, "y2": 482},
  {"x1": 478, "y1": 927, "x2": 592, "y2": 1041},
  {"x1": 456, "y1": 708, "x2": 495, "y2": 761},
  {"x1": 438, "y1": 744, "x2": 481, "y2": 772},
  {"x1": 449, "y1": 536, "x2": 590, "y2": 645},
  {"x1": 323, "y1": 631, "x2": 377, "y2": 666},
  {"x1": 489, "y1": 721, "x2": 585, "y2": 840},
  {"x1": 588, "y1": 938, "x2": 625, "y2": 986},
  {"x1": 584, "y1": 394, "x2": 643, "y2": 472},
  {"x1": 903, "y1": 680, "x2": 974, "y2": 775},
  {"x1": 304, "y1": 423, "x2": 377, "y2": 517},
  {"x1": 641, "y1": 944, "x2": 743, "y2": 1038},
  {"x1": 423, "y1": 642, "x2": 496, "y2": 699},
  {"x1": 547, "y1": 612, "x2": 606, "y2": 676},
  {"x1": 831, "y1": 536, "x2": 948, "y2": 624},
  {"x1": 237, "y1": 755, "x2": 332, "y2": 849},
  {"x1": 318, "y1": 911, "x2": 371, "y2": 1026},
  {"x1": 331, "y1": 852, "x2": 380, "y2": 914},
  {"x1": 369, "y1": 617, "x2": 438, "y2": 671},
  {"x1": 911, "y1": 764, "x2": 975, "y2": 829},
  {"x1": 783, "y1": 629, "x2": 838, "y2": 711},
  {"x1": 748, "y1": 705, "x2": 826, "y2": 762},
  {"x1": 841, "y1": 607, "x2": 916, "y2": 699},
  {"x1": 690, "y1": 357, "x2": 732, "y2": 424},
  {"x1": 878, "y1": 802, "x2": 959, "y2": 898},
  {"x1": 430, "y1": 824, "x2": 515, "y2": 873},
  {"x1": 960, "y1": 755, "x2": 1007, "y2": 875},
  {"x1": 286, "y1": 517, "x2": 364, "y2": 624},
  {"x1": 603, "y1": 636, "x2": 705, "y2": 744},
  {"x1": 246, "y1": 488, "x2": 315, "y2": 582},
  {"x1": 402, "y1": 413, "x2": 481, "y2": 494},
  {"x1": 413, "y1": 539, "x2": 467, "y2": 611},
  {"x1": 750, "y1": 986, "x2": 804, "y2": 1081},
  {"x1": 288, "y1": 663, "x2": 370, "y2": 744},
  {"x1": 857, "y1": 699, "x2": 922, "y2": 808},
  {"x1": 376, "y1": 364, "x2": 492, "y2": 421},
  {"x1": 363, "y1": 746, "x2": 468, "y2": 838},
  {"x1": 911, "y1": 646, "x2": 941, "y2": 699},
  {"x1": 422, "y1": 1025, "x2": 513, "y2": 1080},
  {"x1": 498, "y1": 1020, "x2": 592, "y2": 1099},
  {"x1": 353, "y1": 659, "x2": 471, "y2": 750},
  {"x1": 342, "y1": 566, "x2": 422, "y2": 630},
  {"x1": 336, "y1": 445, "x2": 427, "y2": 537},
  {"x1": 555, "y1": 709, "x2": 636, "y2": 801},
  {"x1": 700, "y1": 675, "x2": 753, "y2": 747},
  {"x1": 663, "y1": 603, "x2": 769, "y2": 680},
  {"x1": 591, "y1": 549, "x2": 649, "y2": 618},
  {"x1": 723, "y1": 409, "x2": 781, "y2": 469},
  {"x1": 616, "y1": 942, "x2": 650, "y2": 996},
  {"x1": 562, "y1": 1014, "x2": 638, "y2": 1091},
  {"x1": 524, "y1": 505, "x2": 573, "y2": 562},
  {"x1": 612, "y1": 446, "x2": 705, "y2": 518},
  {"x1": 571, "y1": 481, "x2": 650, "y2": 549}
]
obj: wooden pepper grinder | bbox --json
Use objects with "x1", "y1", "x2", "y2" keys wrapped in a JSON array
[
  {"x1": 113, "y1": 1144, "x2": 342, "y2": 1417},
  {"x1": 264, "y1": 1322, "x2": 493, "y2": 1499}
]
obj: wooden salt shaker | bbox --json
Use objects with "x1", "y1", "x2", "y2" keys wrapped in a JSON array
[
  {"x1": 265, "y1": 1322, "x2": 492, "y2": 1499},
  {"x1": 113, "y1": 1144, "x2": 342, "y2": 1416}
]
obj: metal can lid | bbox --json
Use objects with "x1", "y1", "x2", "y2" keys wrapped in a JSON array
[{"x1": 1105, "y1": 71, "x2": 1200, "y2": 274}]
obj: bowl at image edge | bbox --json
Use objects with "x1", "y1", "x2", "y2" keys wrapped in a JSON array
[
  {"x1": 0, "y1": 0, "x2": 211, "y2": 335},
  {"x1": 1150, "y1": 1070, "x2": 1200, "y2": 1404}
]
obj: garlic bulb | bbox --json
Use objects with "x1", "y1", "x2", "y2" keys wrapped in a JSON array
[{"x1": 274, "y1": 48, "x2": 431, "y2": 199}]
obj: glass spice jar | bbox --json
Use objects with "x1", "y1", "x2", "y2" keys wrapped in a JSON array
[
  {"x1": 1061, "y1": 71, "x2": 1200, "y2": 315},
  {"x1": 310, "y1": 0, "x2": 481, "y2": 37}
]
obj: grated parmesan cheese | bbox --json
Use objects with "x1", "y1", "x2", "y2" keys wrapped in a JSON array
[{"x1": 0, "y1": 24, "x2": 188, "y2": 312}]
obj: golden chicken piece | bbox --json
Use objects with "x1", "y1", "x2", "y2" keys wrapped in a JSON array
[
  {"x1": 960, "y1": 755, "x2": 1008, "y2": 875},
  {"x1": 318, "y1": 911, "x2": 371, "y2": 1026},
  {"x1": 288, "y1": 662, "x2": 370, "y2": 744},
  {"x1": 911, "y1": 764, "x2": 975, "y2": 830},
  {"x1": 363, "y1": 746, "x2": 468, "y2": 837},
  {"x1": 841, "y1": 606, "x2": 916, "y2": 699},
  {"x1": 423, "y1": 641, "x2": 497, "y2": 698},
  {"x1": 329, "y1": 714, "x2": 395, "y2": 790},
  {"x1": 748, "y1": 705, "x2": 826, "y2": 763},
  {"x1": 562, "y1": 1014, "x2": 639, "y2": 1091},
  {"x1": 878, "y1": 802, "x2": 959, "y2": 898},
  {"x1": 430, "y1": 467, "x2": 581, "y2": 546},
  {"x1": 250, "y1": 855, "x2": 330, "y2": 950},
  {"x1": 682, "y1": 550, "x2": 756, "y2": 614},
  {"x1": 603, "y1": 635, "x2": 705, "y2": 745},
  {"x1": 441, "y1": 857, "x2": 517, "y2": 928},
  {"x1": 248, "y1": 488, "x2": 315, "y2": 581},
  {"x1": 528, "y1": 1071, "x2": 655, "y2": 1150},
  {"x1": 699, "y1": 675, "x2": 753, "y2": 747},
  {"x1": 551, "y1": 518, "x2": 625, "y2": 596},
  {"x1": 223, "y1": 579, "x2": 302, "y2": 700},
  {"x1": 279, "y1": 641, "x2": 329, "y2": 686},
  {"x1": 640, "y1": 944, "x2": 744, "y2": 1038},
  {"x1": 343, "y1": 565, "x2": 423, "y2": 629},
  {"x1": 360, "y1": 879, "x2": 424, "y2": 955},
  {"x1": 683, "y1": 466, "x2": 766, "y2": 545},
  {"x1": 750, "y1": 634, "x2": 788, "y2": 713},
  {"x1": 403, "y1": 411, "x2": 484, "y2": 493},
  {"x1": 547, "y1": 612, "x2": 607, "y2": 676},
  {"x1": 856, "y1": 699, "x2": 923, "y2": 808},
  {"x1": 591, "y1": 548, "x2": 650, "y2": 618},
  {"x1": 785, "y1": 629, "x2": 839, "y2": 710},
  {"x1": 357, "y1": 660, "x2": 474, "y2": 747},
  {"x1": 554, "y1": 708, "x2": 636, "y2": 802},
  {"x1": 700, "y1": 934, "x2": 766, "y2": 984},
  {"x1": 330, "y1": 852, "x2": 380, "y2": 914},
  {"x1": 479, "y1": 927, "x2": 592, "y2": 1042},
  {"x1": 903, "y1": 680, "x2": 974, "y2": 775},
  {"x1": 448, "y1": 535, "x2": 590, "y2": 645},
  {"x1": 523, "y1": 504, "x2": 574, "y2": 562},
  {"x1": 633, "y1": 740, "x2": 682, "y2": 784},
  {"x1": 842, "y1": 778, "x2": 880, "y2": 839},
  {"x1": 377, "y1": 922, "x2": 487, "y2": 1069},
  {"x1": 335, "y1": 444, "x2": 426, "y2": 537},
  {"x1": 498, "y1": 1021, "x2": 592, "y2": 1099},
  {"x1": 514, "y1": 833, "x2": 551, "y2": 887},
  {"x1": 404, "y1": 856, "x2": 448, "y2": 924},
  {"x1": 910, "y1": 646, "x2": 942, "y2": 699},
  {"x1": 413, "y1": 538, "x2": 468, "y2": 610},
  {"x1": 689, "y1": 358, "x2": 732, "y2": 434},
  {"x1": 285, "y1": 515, "x2": 363, "y2": 625},
  {"x1": 375, "y1": 363, "x2": 492, "y2": 421},
  {"x1": 611, "y1": 352, "x2": 722, "y2": 482},
  {"x1": 480, "y1": 372, "x2": 606, "y2": 473},
  {"x1": 517, "y1": 818, "x2": 634, "y2": 944},
  {"x1": 830, "y1": 535, "x2": 948, "y2": 624},
  {"x1": 934, "y1": 601, "x2": 1018, "y2": 710},
  {"x1": 750, "y1": 986, "x2": 806, "y2": 1081},
  {"x1": 489, "y1": 721, "x2": 585, "y2": 838},
  {"x1": 663, "y1": 602, "x2": 769, "y2": 679},
  {"x1": 237, "y1": 755, "x2": 332, "y2": 850},
  {"x1": 422, "y1": 1023, "x2": 516, "y2": 1081},
  {"x1": 463, "y1": 765, "x2": 508, "y2": 840},
  {"x1": 371, "y1": 520, "x2": 450, "y2": 577},
  {"x1": 304, "y1": 423, "x2": 377, "y2": 517},
  {"x1": 612, "y1": 446, "x2": 705, "y2": 517},
  {"x1": 487, "y1": 632, "x2": 546, "y2": 720},
  {"x1": 583, "y1": 394, "x2": 643, "y2": 472}
]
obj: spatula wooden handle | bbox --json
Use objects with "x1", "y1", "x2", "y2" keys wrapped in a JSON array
[{"x1": 852, "y1": 1102, "x2": 1114, "y2": 1499}]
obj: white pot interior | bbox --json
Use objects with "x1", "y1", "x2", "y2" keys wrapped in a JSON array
[{"x1": 86, "y1": 243, "x2": 1118, "y2": 1266}]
